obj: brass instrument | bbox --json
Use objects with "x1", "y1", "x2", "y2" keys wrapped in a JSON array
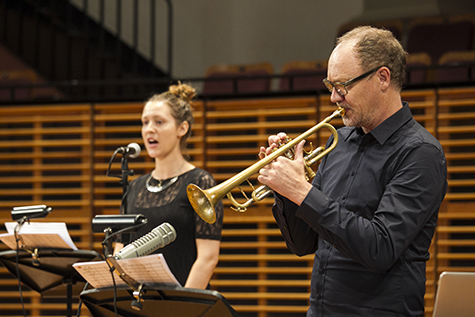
[{"x1": 187, "y1": 107, "x2": 345, "y2": 223}]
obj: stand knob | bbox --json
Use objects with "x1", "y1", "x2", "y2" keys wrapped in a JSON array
[{"x1": 131, "y1": 299, "x2": 143, "y2": 311}]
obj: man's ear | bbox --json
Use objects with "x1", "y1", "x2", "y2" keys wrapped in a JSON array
[
  {"x1": 178, "y1": 121, "x2": 189, "y2": 138},
  {"x1": 378, "y1": 67, "x2": 391, "y2": 91}
]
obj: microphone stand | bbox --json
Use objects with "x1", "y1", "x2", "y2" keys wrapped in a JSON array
[
  {"x1": 106, "y1": 150, "x2": 135, "y2": 215},
  {"x1": 119, "y1": 155, "x2": 134, "y2": 215}
]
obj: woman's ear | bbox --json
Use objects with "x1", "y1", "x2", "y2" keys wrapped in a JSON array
[{"x1": 178, "y1": 121, "x2": 189, "y2": 138}]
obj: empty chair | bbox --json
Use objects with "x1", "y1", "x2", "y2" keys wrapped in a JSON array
[
  {"x1": 279, "y1": 60, "x2": 328, "y2": 92},
  {"x1": 0, "y1": 70, "x2": 37, "y2": 101},
  {"x1": 436, "y1": 50, "x2": 475, "y2": 83},
  {"x1": 202, "y1": 65, "x2": 237, "y2": 95},
  {"x1": 406, "y1": 15, "x2": 475, "y2": 66},
  {"x1": 405, "y1": 52, "x2": 432, "y2": 85},
  {"x1": 202, "y1": 62, "x2": 273, "y2": 96}
]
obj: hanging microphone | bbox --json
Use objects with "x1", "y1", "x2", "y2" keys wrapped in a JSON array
[
  {"x1": 117, "y1": 143, "x2": 141, "y2": 159},
  {"x1": 114, "y1": 222, "x2": 176, "y2": 260}
]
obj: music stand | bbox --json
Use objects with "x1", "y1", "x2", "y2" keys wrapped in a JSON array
[
  {"x1": 80, "y1": 284, "x2": 240, "y2": 317},
  {"x1": 0, "y1": 249, "x2": 101, "y2": 317}
]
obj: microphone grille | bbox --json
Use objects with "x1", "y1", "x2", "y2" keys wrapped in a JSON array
[
  {"x1": 127, "y1": 142, "x2": 141, "y2": 158},
  {"x1": 156, "y1": 222, "x2": 176, "y2": 244},
  {"x1": 130, "y1": 222, "x2": 176, "y2": 249}
]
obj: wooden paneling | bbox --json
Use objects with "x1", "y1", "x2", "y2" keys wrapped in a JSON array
[
  {"x1": 431, "y1": 87, "x2": 475, "y2": 316},
  {"x1": 0, "y1": 89, "x2": 475, "y2": 316}
]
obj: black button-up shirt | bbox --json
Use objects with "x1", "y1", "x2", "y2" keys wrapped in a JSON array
[{"x1": 273, "y1": 102, "x2": 447, "y2": 316}]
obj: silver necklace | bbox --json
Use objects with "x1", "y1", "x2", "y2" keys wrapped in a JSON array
[
  {"x1": 146, "y1": 162, "x2": 185, "y2": 193},
  {"x1": 146, "y1": 174, "x2": 179, "y2": 193}
]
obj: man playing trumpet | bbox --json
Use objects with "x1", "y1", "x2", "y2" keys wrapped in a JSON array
[{"x1": 258, "y1": 26, "x2": 447, "y2": 316}]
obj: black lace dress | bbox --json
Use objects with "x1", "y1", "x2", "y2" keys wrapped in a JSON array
[{"x1": 119, "y1": 167, "x2": 223, "y2": 286}]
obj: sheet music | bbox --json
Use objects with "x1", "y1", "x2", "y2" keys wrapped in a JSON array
[
  {"x1": 73, "y1": 253, "x2": 181, "y2": 289},
  {"x1": 0, "y1": 233, "x2": 74, "y2": 250},
  {"x1": 0, "y1": 222, "x2": 77, "y2": 250}
]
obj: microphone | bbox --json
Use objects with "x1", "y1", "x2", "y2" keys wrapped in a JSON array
[
  {"x1": 114, "y1": 222, "x2": 176, "y2": 260},
  {"x1": 117, "y1": 142, "x2": 141, "y2": 159}
]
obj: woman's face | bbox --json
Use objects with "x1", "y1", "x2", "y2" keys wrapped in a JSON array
[{"x1": 141, "y1": 100, "x2": 188, "y2": 159}]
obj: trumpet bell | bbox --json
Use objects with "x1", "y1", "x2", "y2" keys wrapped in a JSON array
[{"x1": 187, "y1": 184, "x2": 216, "y2": 224}]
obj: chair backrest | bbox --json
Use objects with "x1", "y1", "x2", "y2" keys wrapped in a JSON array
[
  {"x1": 337, "y1": 19, "x2": 403, "y2": 42},
  {"x1": 436, "y1": 50, "x2": 475, "y2": 83},
  {"x1": 405, "y1": 52, "x2": 432, "y2": 85},
  {"x1": 202, "y1": 62, "x2": 273, "y2": 96},
  {"x1": 279, "y1": 60, "x2": 328, "y2": 92}
]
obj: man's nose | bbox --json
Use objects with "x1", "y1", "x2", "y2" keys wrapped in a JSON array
[{"x1": 330, "y1": 88, "x2": 344, "y2": 103}]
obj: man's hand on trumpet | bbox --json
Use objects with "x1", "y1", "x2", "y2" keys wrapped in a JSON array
[{"x1": 257, "y1": 132, "x2": 313, "y2": 206}]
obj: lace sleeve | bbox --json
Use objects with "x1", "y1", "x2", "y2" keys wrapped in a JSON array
[{"x1": 193, "y1": 170, "x2": 223, "y2": 240}]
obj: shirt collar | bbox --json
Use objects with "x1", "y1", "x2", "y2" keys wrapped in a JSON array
[{"x1": 344, "y1": 101, "x2": 412, "y2": 145}]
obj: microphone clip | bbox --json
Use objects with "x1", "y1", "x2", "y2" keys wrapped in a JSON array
[{"x1": 92, "y1": 214, "x2": 147, "y2": 257}]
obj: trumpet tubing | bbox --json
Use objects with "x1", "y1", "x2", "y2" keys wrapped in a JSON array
[{"x1": 187, "y1": 107, "x2": 345, "y2": 223}]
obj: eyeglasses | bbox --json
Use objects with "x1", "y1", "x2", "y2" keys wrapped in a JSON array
[{"x1": 322, "y1": 66, "x2": 383, "y2": 96}]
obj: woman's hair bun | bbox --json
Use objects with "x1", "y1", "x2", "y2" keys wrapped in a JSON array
[{"x1": 169, "y1": 82, "x2": 196, "y2": 103}]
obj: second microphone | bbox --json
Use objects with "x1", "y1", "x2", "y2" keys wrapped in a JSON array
[{"x1": 114, "y1": 222, "x2": 176, "y2": 260}]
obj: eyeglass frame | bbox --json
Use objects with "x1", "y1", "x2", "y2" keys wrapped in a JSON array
[{"x1": 322, "y1": 66, "x2": 385, "y2": 96}]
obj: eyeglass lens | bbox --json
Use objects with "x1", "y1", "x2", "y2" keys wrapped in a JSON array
[{"x1": 323, "y1": 81, "x2": 346, "y2": 95}]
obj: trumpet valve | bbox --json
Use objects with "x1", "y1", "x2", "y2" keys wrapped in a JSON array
[{"x1": 304, "y1": 164, "x2": 316, "y2": 180}]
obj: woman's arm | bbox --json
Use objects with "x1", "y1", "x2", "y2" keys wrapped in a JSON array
[{"x1": 184, "y1": 238, "x2": 220, "y2": 289}]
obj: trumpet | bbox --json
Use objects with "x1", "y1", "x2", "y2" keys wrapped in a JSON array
[{"x1": 187, "y1": 107, "x2": 345, "y2": 223}]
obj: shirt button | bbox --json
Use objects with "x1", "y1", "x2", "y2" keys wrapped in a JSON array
[
  {"x1": 350, "y1": 171, "x2": 355, "y2": 176},
  {"x1": 342, "y1": 195, "x2": 346, "y2": 200},
  {"x1": 319, "y1": 269, "x2": 324, "y2": 274},
  {"x1": 317, "y1": 294, "x2": 322, "y2": 300}
]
